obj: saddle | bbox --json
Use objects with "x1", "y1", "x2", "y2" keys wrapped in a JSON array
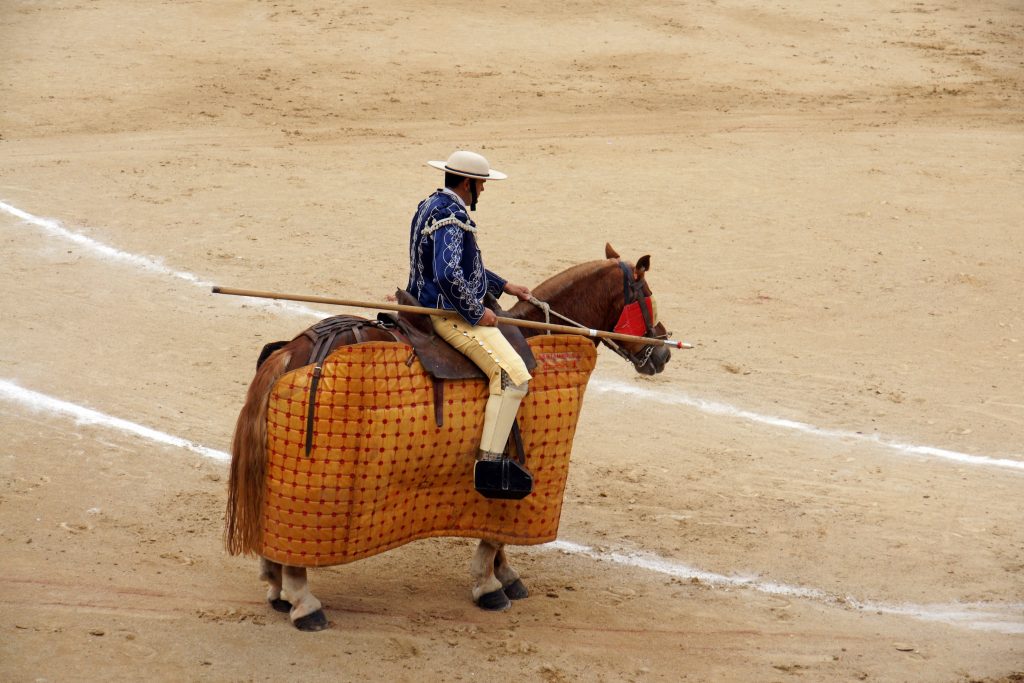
[
  {"x1": 255, "y1": 289, "x2": 537, "y2": 430},
  {"x1": 382, "y1": 289, "x2": 536, "y2": 381}
]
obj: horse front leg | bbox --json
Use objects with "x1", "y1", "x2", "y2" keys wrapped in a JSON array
[
  {"x1": 493, "y1": 545, "x2": 529, "y2": 600},
  {"x1": 280, "y1": 565, "x2": 328, "y2": 631},
  {"x1": 471, "y1": 539, "x2": 511, "y2": 611}
]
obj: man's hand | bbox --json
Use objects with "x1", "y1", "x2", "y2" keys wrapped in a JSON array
[
  {"x1": 478, "y1": 308, "x2": 499, "y2": 326},
  {"x1": 503, "y1": 283, "x2": 532, "y2": 301}
]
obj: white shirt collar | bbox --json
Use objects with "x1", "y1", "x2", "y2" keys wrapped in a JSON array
[{"x1": 440, "y1": 187, "x2": 467, "y2": 209}]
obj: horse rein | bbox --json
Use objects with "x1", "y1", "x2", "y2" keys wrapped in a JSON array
[{"x1": 528, "y1": 261, "x2": 666, "y2": 369}]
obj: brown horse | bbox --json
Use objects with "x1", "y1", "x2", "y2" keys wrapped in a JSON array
[{"x1": 225, "y1": 244, "x2": 673, "y2": 630}]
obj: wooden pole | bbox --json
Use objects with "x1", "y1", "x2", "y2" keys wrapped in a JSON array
[{"x1": 211, "y1": 285, "x2": 693, "y2": 349}]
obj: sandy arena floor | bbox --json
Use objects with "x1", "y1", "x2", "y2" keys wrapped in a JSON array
[{"x1": 1, "y1": 1, "x2": 1022, "y2": 681}]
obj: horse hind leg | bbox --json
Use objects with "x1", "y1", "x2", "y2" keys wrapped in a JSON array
[
  {"x1": 471, "y1": 540, "x2": 511, "y2": 611},
  {"x1": 494, "y1": 545, "x2": 529, "y2": 600},
  {"x1": 281, "y1": 565, "x2": 328, "y2": 631},
  {"x1": 259, "y1": 557, "x2": 291, "y2": 614}
]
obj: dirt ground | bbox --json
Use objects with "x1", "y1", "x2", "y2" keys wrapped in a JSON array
[{"x1": 1, "y1": 0, "x2": 1023, "y2": 681}]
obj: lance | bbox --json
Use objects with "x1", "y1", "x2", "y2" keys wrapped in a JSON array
[{"x1": 211, "y1": 285, "x2": 694, "y2": 350}]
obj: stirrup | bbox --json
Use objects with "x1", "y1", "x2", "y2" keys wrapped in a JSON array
[
  {"x1": 474, "y1": 457, "x2": 533, "y2": 500},
  {"x1": 473, "y1": 422, "x2": 533, "y2": 500}
]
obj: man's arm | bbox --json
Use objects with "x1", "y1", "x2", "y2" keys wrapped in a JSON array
[
  {"x1": 485, "y1": 269, "x2": 507, "y2": 298},
  {"x1": 485, "y1": 269, "x2": 532, "y2": 303},
  {"x1": 502, "y1": 282, "x2": 532, "y2": 301},
  {"x1": 433, "y1": 226, "x2": 487, "y2": 325}
]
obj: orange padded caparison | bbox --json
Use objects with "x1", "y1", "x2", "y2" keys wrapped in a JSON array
[{"x1": 260, "y1": 335, "x2": 597, "y2": 567}]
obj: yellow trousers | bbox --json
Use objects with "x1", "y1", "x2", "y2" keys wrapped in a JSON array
[{"x1": 431, "y1": 315, "x2": 532, "y2": 455}]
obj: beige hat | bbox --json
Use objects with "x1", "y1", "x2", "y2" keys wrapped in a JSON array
[{"x1": 427, "y1": 150, "x2": 507, "y2": 180}]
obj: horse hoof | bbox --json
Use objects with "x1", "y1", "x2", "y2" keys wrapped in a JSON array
[
  {"x1": 269, "y1": 598, "x2": 292, "y2": 614},
  {"x1": 502, "y1": 579, "x2": 529, "y2": 601},
  {"x1": 476, "y1": 588, "x2": 511, "y2": 612},
  {"x1": 293, "y1": 609, "x2": 329, "y2": 632}
]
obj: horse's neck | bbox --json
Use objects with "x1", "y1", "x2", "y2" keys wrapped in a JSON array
[{"x1": 507, "y1": 260, "x2": 618, "y2": 336}]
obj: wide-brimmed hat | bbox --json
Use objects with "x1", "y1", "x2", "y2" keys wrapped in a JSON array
[{"x1": 427, "y1": 150, "x2": 507, "y2": 180}]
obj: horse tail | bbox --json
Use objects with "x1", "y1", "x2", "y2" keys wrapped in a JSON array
[{"x1": 225, "y1": 347, "x2": 292, "y2": 556}]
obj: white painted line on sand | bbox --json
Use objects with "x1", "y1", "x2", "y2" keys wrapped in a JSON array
[
  {"x1": 549, "y1": 540, "x2": 825, "y2": 599},
  {"x1": 0, "y1": 200, "x2": 329, "y2": 319},
  {"x1": 0, "y1": 379, "x2": 229, "y2": 462},
  {"x1": 2, "y1": 378, "x2": 1021, "y2": 635},
  {"x1": 590, "y1": 378, "x2": 1024, "y2": 472},
  {"x1": 4, "y1": 199, "x2": 1021, "y2": 472},
  {"x1": 1, "y1": 200, "x2": 210, "y2": 285},
  {"x1": 548, "y1": 540, "x2": 1024, "y2": 635}
]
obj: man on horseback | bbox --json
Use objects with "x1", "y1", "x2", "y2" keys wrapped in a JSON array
[{"x1": 407, "y1": 150, "x2": 534, "y2": 463}]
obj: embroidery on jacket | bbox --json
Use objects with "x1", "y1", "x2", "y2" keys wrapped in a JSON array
[{"x1": 438, "y1": 226, "x2": 486, "y2": 321}]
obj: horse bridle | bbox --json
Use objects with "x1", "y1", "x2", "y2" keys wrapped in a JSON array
[
  {"x1": 529, "y1": 260, "x2": 666, "y2": 370},
  {"x1": 608, "y1": 260, "x2": 665, "y2": 368}
]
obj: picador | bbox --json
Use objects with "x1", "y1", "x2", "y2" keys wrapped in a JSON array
[{"x1": 407, "y1": 150, "x2": 535, "y2": 466}]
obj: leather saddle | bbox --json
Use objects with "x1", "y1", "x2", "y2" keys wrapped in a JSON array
[
  {"x1": 256, "y1": 289, "x2": 536, "y2": 429},
  {"x1": 382, "y1": 289, "x2": 536, "y2": 381}
]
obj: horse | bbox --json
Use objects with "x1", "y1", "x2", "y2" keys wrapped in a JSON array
[{"x1": 225, "y1": 243, "x2": 674, "y2": 630}]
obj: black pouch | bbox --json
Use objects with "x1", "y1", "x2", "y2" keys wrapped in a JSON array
[{"x1": 474, "y1": 422, "x2": 533, "y2": 500}]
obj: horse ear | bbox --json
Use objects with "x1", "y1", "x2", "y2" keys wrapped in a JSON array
[
  {"x1": 605, "y1": 243, "x2": 620, "y2": 259},
  {"x1": 635, "y1": 255, "x2": 651, "y2": 279}
]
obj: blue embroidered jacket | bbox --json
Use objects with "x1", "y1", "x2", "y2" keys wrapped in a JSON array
[{"x1": 407, "y1": 189, "x2": 506, "y2": 325}]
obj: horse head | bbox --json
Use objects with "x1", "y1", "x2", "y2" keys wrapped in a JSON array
[
  {"x1": 602, "y1": 243, "x2": 672, "y2": 376},
  {"x1": 511, "y1": 243, "x2": 675, "y2": 376}
]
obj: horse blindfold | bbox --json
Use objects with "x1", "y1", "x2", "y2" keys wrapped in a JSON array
[{"x1": 613, "y1": 296, "x2": 658, "y2": 336}]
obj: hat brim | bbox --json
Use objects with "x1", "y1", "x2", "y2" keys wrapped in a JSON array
[{"x1": 427, "y1": 160, "x2": 507, "y2": 180}]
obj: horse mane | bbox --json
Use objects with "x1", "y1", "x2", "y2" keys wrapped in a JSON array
[{"x1": 507, "y1": 259, "x2": 618, "y2": 331}]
